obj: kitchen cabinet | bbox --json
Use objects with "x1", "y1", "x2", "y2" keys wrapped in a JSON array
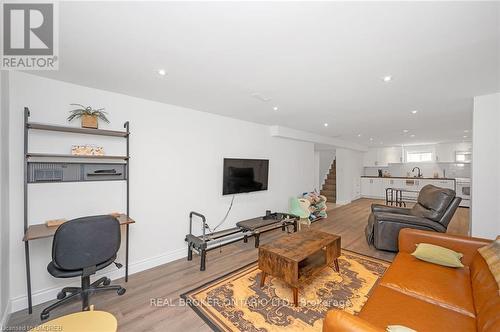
[
  {"x1": 361, "y1": 178, "x2": 371, "y2": 197},
  {"x1": 383, "y1": 178, "x2": 404, "y2": 190},
  {"x1": 382, "y1": 147, "x2": 403, "y2": 165},
  {"x1": 435, "y1": 143, "x2": 472, "y2": 163},
  {"x1": 430, "y1": 179, "x2": 455, "y2": 190},
  {"x1": 435, "y1": 144, "x2": 454, "y2": 162},
  {"x1": 360, "y1": 177, "x2": 456, "y2": 199},
  {"x1": 363, "y1": 149, "x2": 379, "y2": 167},
  {"x1": 363, "y1": 147, "x2": 403, "y2": 167},
  {"x1": 364, "y1": 143, "x2": 472, "y2": 164},
  {"x1": 361, "y1": 178, "x2": 383, "y2": 198}
]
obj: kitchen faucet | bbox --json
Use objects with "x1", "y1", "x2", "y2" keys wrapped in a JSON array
[{"x1": 412, "y1": 167, "x2": 422, "y2": 178}]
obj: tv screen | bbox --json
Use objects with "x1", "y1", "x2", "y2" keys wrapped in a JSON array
[{"x1": 223, "y1": 158, "x2": 269, "y2": 195}]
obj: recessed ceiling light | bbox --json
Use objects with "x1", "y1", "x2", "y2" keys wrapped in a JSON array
[
  {"x1": 464, "y1": 130, "x2": 469, "y2": 133},
  {"x1": 273, "y1": 106, "x2": 278, "y2": 111},
  {"x1": 463, "y1": 135, "x2": 468, "y2": 138},
  {"x1": 369, "y1": 137, "x2": 374, "y2": 141},
  {"x1": 403, "y1": 129, "x2": 409, "y2": 133},
  {"x1": 357, "y1": 133, "x2": 362, "y2": 137},
  {"x1": 411, "y1": 110, "x2": 418, "y2": 114},
  {"x1": 157, "y1": 69, "x2": 167, "y2": 76},
  {"x1": 324, "y1": 123, "x2": 328, "y2": 127},
  {"x1": 382, "y1": 75, "x2": 392, "y2": 82},
  {"x1": 410, "y1": 134, "x2": 416, "y2": 138}
]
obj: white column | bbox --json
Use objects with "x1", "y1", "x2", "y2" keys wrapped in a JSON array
[{"x1": 471, "y1": 92, "x2": 500, "y2": 239}]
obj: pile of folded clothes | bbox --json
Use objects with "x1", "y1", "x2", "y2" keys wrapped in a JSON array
[{"x1": 301, "y1": 191, "x2": 328, "y2": 220}]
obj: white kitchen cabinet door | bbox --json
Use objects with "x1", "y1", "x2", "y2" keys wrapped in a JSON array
[
  {"x1": 434, "y1": 179, "x2": 455, "y2": 190},
  {"x1": 382, "y1": 177, "x2": 395, "y2": 191},
  {"x1": 380, "y1": 147, "x2": 403, "y2": 165},
  {"x1": 361, "y1": 178, "x2": 371, "y2": 196},
  {"x1": 361, "y1": 178, "x2": 384, "y2": 198},
  {"x1": 393, "y1": 179, "x2": 405, "y2": 189},
  {"x1": 435, "y1": 144, "x2": 455, "y2": 162},
  {"x1": 370, "y1": 178, "x2": 384, "y2": 198},
  {"x1": 436, "y1": 143, "x2": 472, "y2": 162},
  {"x1": 419, "y1": 179, "x2": 434, "y2": 189},
  {"x1": 363, "y1": 149, "x2": 379, "y2": 167},
  {"x1": 403, "y1": 179, "x2": 420, "y2": 200}
]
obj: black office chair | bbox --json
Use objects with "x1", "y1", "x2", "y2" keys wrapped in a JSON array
[{"x1": 40, "y1": 215, "x2": 126, "y2": 320}]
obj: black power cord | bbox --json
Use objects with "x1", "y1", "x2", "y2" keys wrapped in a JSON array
[{"x1": 207, "y1": 194, "x2": 235, "y2": 235}]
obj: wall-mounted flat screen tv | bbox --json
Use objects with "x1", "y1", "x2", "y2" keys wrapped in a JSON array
[{"x1": 223, "y1": 158, "x2": 269, "y2": 195}]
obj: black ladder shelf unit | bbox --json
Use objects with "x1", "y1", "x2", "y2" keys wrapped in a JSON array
[{"x1": 22, "y1": 107, "x2": 131, "y2": 314}]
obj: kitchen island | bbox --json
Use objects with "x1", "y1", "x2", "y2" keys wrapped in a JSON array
[{"x1": 360, "y1": 176, "x2": 455, "y2": 199}]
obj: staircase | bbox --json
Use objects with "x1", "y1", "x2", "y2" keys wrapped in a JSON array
[{"x1": 320, "y1": 160, "x2": 336, "y2": 203}]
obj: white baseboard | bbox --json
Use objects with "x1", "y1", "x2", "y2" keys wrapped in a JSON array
[
  {"x1": 360, "y1": 195, "x2": 384, "y2": 199},
  {"x1": 1, "y1": 299, "x2": 11, "y2": 329},
  {"x1": 335, "y1": 200, "x2": 351, "y2": 205},
  {"x1": 10, "y1": 247, "x2": 186, "y2": 313}
]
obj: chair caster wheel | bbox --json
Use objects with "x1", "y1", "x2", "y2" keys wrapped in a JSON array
[
  {"x1": 117, "y1": 288, "x2": 126, "y2": 296},
  {"x1": 103, "y1": 278, "x2": 111, "y2": 286},
  {"x1": 56, "y1": 291, "x2": 66, "y2": 300},
  {"x1": 40, "y1": 312, "x2": 50, "y2": 320}
]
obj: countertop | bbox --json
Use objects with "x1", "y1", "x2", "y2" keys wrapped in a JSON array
[{"x1": 361, "y1": 176, "x2": 456, "y2": 181}]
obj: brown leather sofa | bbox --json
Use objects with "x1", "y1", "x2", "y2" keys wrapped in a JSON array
[
  {"x1": 323, "y1": 229, "x2": 499, "y2": 332},
  {"x1": 365, "y1": 185, "x2": 462, "y2": 252}
]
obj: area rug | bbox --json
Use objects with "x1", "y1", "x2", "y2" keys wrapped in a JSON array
[{"x1": 181, "y1": 250, "x2": 389, "y2": 332}]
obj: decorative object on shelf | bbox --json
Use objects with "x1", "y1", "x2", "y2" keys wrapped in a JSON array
[
  {"x1": 45, "y1": 218, "x2": 67, "y2": 227},
  {"x1": 71, "y1": 145, "x2": 105, "y2": 156},
  {"x1": 67, "y1": 104, "x2": 110, "y2": 129}
]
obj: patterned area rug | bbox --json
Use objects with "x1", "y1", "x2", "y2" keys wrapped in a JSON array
[{"x1": 181, "y1": 250, "x2": 389, "y2": 332}]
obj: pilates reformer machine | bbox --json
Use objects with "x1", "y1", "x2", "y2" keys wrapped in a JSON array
[{"x1": 185, "y1": 211, "x2": 299, "y2": 271}]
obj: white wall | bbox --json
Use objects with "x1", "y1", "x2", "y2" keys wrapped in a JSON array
[
  {"x1": 313, "y1": 152, "x2": 320, "y2": 191},
  {"x1": 1, "y1": 72, "x2": 11, "y2": 327},
  {"x1": 335, "y1": 148, "x2": 363, "y2": 204},
  {"x1": 317, "y1": 150, "x2": 336, "y2": 189},
  {"x1": 7, "y1": 72, "x2": 315, "y2": 311},
  {"x1": 472, "y1": 92, "x2": 500, "y2": 239}
]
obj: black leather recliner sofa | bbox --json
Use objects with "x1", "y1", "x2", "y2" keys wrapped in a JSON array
[{"x1": 365, "y1": 184, "x2": 462, "y2": 252}]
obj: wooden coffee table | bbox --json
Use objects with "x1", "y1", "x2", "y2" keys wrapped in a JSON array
[{"x1": 258, "y1": 229, "x2": 341, "y2": 306}]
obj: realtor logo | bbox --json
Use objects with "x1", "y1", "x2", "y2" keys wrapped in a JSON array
[{"x1": 1, "y1": 2, "x2": 59, "y2": 70}]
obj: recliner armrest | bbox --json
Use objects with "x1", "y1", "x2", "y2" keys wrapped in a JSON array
[
  {"x1": 371, "y1": 204, "x2": 411, "y2": 215},
  {"x1": 373, "y1": 213, "x2": 446, "y2": 232},
  {"x1": 323, "y1": 310, "x2": 384, "y2": 332},
  {"x1": 398, "y1": 229, "x2": 492, "y2": 266}
]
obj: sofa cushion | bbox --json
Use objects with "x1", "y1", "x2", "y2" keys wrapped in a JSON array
[
  {"x1": 411, "y1": 185, "x2": 455, "y2": 222},
  {"x1": 379, "y1": 253, "x2": 475, "y2": 317},
  {"x1": 470, "y1": 253, "x2": 500, "y2": 331},
  {"x1": 359, "y1": 285, "x2": 476, "y2": 332},
  {"x1": 477, "y1": 297, "x2": 500, "y2": 332},
  {"x1": 477, "y1": 238, "x2": 500, "y2": 293}
]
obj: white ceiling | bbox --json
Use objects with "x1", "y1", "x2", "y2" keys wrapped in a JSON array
[{"x1": 33, "y1": 1, "x2": 500, "y2": 147}]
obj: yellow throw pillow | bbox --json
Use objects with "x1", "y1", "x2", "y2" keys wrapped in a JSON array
[{"x1": 411, "y1": 243, "x2": 464, "y2": 268}]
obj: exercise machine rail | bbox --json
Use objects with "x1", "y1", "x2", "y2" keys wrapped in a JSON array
[{"x1": 185, "y1": 211, "x2": 299, "y2": 271}]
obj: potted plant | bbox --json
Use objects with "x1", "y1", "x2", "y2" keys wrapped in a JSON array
[{"x1": 67, "y1": 104, "x2": 110, "y2": 129}]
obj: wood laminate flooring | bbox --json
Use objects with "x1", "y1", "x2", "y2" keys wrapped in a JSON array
[{"x1": 7, "y1": 198, "x2": 470, "y2": 331}]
